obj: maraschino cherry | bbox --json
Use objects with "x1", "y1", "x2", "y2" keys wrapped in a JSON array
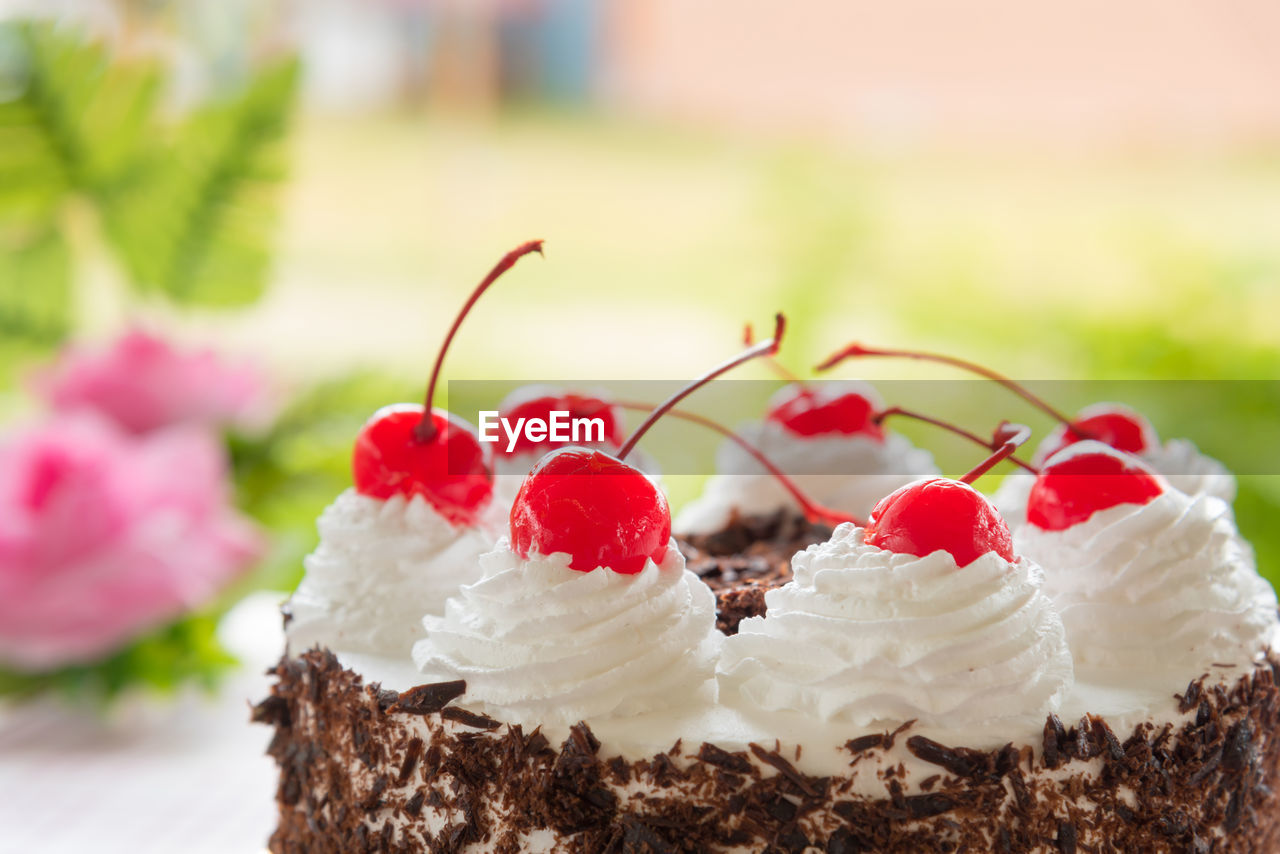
[
  {"x1": 495, "y1": 387, "x2": 625, "y2": 457},
  {"x1": 742, "y1": 323, "x2": 886, "y2": 441},
  {"x1": 862, "y1": 423, "x2": 1031, "y2": 567},
  {"x1": 352, "y1": 240, "x2": 544, "y2": 525},
  {"x1": 817, "y1": 343, "x2": 1160, "y2": 461},
  {"x1": 1033, "y1": 402, "x2": 1157, "y2": 463},
  {"x1": 1025, "y1": 441, "x2": 1164, "y2": 532},
  {"x1": 766, "y1": 382, "x2": 885, "y2": 440},
  {"x1": 509, "y1": 315, "x2": 788, "y2": 574},
  {"x1": 508, "y1": 448, "x2": 669, "y2": 574}
]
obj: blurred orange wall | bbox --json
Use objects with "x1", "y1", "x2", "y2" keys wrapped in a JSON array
[{"x1": 602, "y1": 0, "x2": 1280, "y2": 148}]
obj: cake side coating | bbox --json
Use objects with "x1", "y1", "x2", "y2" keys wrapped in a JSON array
[{"x1": 256, "y1": 649, "x2": 1280, "y2": 854}]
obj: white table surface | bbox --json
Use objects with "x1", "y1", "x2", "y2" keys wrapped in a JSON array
[{"x1": 0, "y1": 594, "x2": 288, "y2": 854}]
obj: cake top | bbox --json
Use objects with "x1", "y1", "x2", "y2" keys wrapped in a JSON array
[{"x1": 285, "y1": 245, "x2": 1273, "y2": 775}]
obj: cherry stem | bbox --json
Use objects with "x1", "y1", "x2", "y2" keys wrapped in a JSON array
[
  {"x1": 816, "y1": 343, "x2": 1086, "y2": 434},
  {"x1": 414, "y1": 240, "x2": 545, "y2": 443},
  {"x1": 874, "y1": 406, "x2": 1038, "y2": 474},
  {"x1": 960, "y1": 422, "x2": 1032, "y2": 484},
  {"x1": 612, "y1": 400, "x2": 862, "y2": 528},
  {"x1": 617, "y1": 313, "x2": 786, "y2": 460},
  {"x1": 744, "y1": 322, "x2": 806, "y2": 386}
]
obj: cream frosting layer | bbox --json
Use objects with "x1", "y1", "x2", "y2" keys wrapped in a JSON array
[
  {"x1": 717, "y1": 524, "x2": 1073, "y2": 728},
  {"x1": 412, "y1": 538, "x2": 721, "y2": 727},
  {"x1": 1014, "y1": 491, "x2": 1276, "y2": 690},
  {"x1": 287, "y1": 489, "x2": 494, "y2": 657},
  {"x1": 1143, "y1": 438, "x2": 1236, "y2": 504},
  {"x1": 674, "y1": 421, "x2": 938, "y2": 534}
]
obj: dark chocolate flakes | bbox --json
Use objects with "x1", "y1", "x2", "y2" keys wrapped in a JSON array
[
  {"x1": 392, "y1": 680, "x2": 466, "y2": 715},
  {"x1": 256, "y1": 648, "x2": 1280, "y2": 854}
]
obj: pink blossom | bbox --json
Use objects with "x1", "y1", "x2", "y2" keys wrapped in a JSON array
[
  {"x1": 32, "y1": 328, "x2": 271, "y2": 435},
  {"x1": 0, "y1": 414, "x2": 262, "y2": 671}
]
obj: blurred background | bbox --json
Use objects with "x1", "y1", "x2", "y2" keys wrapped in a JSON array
[{"x1": 1, "y1": 1, "x2": 1278, "y2": 851}]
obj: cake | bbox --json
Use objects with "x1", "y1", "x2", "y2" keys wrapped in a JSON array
[
  {"x1": 257, "y1": 447, "x2": 1280, "y2": 852},
  {"x1": 256, "y1": 249, "x2": 1280, "y2": 851}
]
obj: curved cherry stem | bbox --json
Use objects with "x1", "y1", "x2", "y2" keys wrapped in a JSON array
[
  {"x1": 816, "y1": 343, "x2": 1086, "y2": 435},
  {"x1": 414, "y1": 240, "x2": 545, "y2": 443},
  {"x1": 612, "y1": 400, "x2": 862, "y2": 528},
  {"x1": 617, "y1": 313, "x2": 787, "y2": 460},
  {"x1": 744, "y1": 322, "x2": 806, "y2": 386},
  {"x1": 960, "y1": 422, "x2": 1032, "y2": 484},
  {"x1": 874, "y1": 406, "x2": 1038, "y2": 474}
]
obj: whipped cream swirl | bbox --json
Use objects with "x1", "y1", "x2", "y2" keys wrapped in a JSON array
[
  {"x1": 1015, "y1": 491, "x2": 1276, "y2": 688},
  {"x1": 1142, "y1": 438, "x2": 1236, "y2": 504},
  {"x1": 287, "y1": 489, "x2": 494, "y2": 657},
  {"x1": 717, "y1": 524, "x2": 1073, "y2": 728},
  {"x1": 674, "y1": 421, "x2": 938, "y2": 534},
  {"x1": 412, "y1": 538, "x2": 721, "y2": 726}
]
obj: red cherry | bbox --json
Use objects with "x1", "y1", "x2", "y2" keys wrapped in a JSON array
[
  {"x1": 864, "y1": 478, "x2": 1013, "y2": 567},
  {"x1": 507, "y1": 314, "x2": 787, "y2": 574},
  {"x1": 350, "y1": 241, "x2": 541, "y2": 517},
  {"x1": 1026, "y1": 441, "x2": 1164, "y2": 531},
  {"x1": 496, "y1": 388, "x2": 625, "y2": 457},
  {"x1": 1035, "y1": 403, "x2": 1158, "y2": 463},
  {"x1": 766, "y1": 382, "x2": 885, "y2": 441},
  {"x1": 353, "y1": 405, "x2": 493, "y2": 525},
  {"x1": 509, "y1": 448, "x2": 670, "y2": 574}
]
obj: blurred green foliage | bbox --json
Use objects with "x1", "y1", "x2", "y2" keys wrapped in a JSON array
[
  {"x1": 227, "y1": 373, "x2": 419, "y2": 593},
  {"x1": 0, "y1": 612, "x2": 235, "y2": 702},
  {"x1": 0, "y1": 21, "x2": 299, "y2": 701},
  {"x1": 0, "y1": 21, "x2": 297, "y2": 375}
]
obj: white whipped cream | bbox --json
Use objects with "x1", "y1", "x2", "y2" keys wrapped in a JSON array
[
  {"x1": 287, "y1": 489, "x2": 494, "y2": 657},
  {"x1": 995, "y1": 438, "x2": 1237, "y2": 528},
  {"x1": 412, "y1": 538, "x2": 721, "y2": 727},
  {"x1": 674, "y1": 420, "x2": 938, "y2": 534},
  {"x1": 717, "y1": 523, "x2": 1073, "y2": 728},
  {"x1": 1014, "y1": 491, "x2": 1276, "y2": 690},
  {"x1": 1142, "y1": 438, "x2": 1236, "y2": 504}
]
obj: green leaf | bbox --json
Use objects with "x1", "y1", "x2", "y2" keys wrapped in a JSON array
[
  {"x1": 0, "y1": 20, "x2": 165, "y2": 372},
  {"x1": 103, "y1": 57, "x2": 300, "y2": 307},
  {"x1": 0, "y1": 611, "x2": 238, "y2": 705},
  {"x1": 0, "y1": 225, "x2": 72, "y2": 372},
  {"x1": 0, "y1": 21, "x2": 297, "y2": 314},
  {"x1": 0, "y1": 21, "x2": 162, "y2": 198}
]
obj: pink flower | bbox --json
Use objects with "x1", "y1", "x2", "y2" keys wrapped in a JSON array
[
  {"x1": 32, "y1": 327, "x2": 271, "y2": 435},
  {"x1": 0, "y1": 414, "x2": 263, "y2": 671}
]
